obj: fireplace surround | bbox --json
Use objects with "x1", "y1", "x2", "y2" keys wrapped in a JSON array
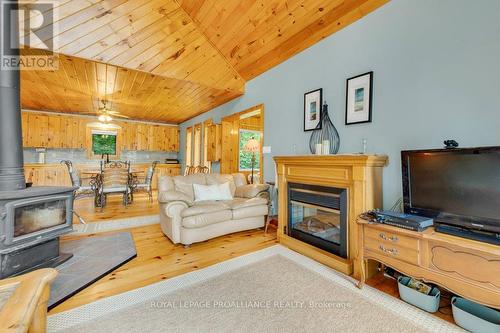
[{"x1": 274, "y1": 154, "x2": 388, "y2": 277}]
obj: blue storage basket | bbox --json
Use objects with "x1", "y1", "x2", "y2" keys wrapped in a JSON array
[
  {"x1": 397, "y1": 276, "x2": 440, "y2": 313},
  {"x1": 452, "y1": 297, "x2": 500, "y2": 333}
]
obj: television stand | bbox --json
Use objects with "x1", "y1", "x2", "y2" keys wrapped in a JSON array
[
  {"x1": 435, "y1": 223, "x2": 500, "y2": 246},
  {"x1": 356, "y1": 217, "x2": 500, "y2": 310}
]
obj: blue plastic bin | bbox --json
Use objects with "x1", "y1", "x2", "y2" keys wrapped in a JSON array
[
  {"x1": 397, "y1": 276, "x2": 440, "y2": 313},
  {"x1": 452, "y1": 297, "x2": 500, "y2": 333}
]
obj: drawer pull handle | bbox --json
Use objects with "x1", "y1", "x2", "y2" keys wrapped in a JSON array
[
  {"x1": 379, "y1": 233, "x2": 398, "y2": 242},
  {"x1": 379, "y1": 245, "x2": 398, "y2": 255}
]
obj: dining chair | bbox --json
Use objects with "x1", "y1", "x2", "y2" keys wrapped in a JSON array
[
  {"x1": 194, "y1": 165, "x2": 210, "y2": 174},
  {"x1": 98, "y1": 161, "x2": 132, "y2": 210},
  {"x1": 61, "y1": 160, "x2": 97, "y2": 224},
  {"x1": 133, "y1": 161, "x2": 159, "y2": 202},
  {"x1": 184, "y1": 165, "x2": 196, "y2": 176}
]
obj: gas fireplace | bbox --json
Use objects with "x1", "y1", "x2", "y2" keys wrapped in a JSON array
[{"x1": 287, "y1": 183, "x2": 347, "y2": 258}]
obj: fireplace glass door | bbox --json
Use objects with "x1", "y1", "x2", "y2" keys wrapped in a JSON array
[
  {"x1": 3, "y1": 194, "x2": 74, "y2": 247},
  {"x1": 288, "y1": 183, "x2": 347, "y2": 258},
  {"x1": 14, "y1": 200, "x2": 67, "y2": 237},
  {"x1": 290, "y1": 201, "x2": 341, "y2": 245}
]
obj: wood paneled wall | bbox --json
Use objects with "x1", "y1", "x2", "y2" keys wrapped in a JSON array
[{"x1": 21, "y1": 111, "x2": 179, "y2": 152}]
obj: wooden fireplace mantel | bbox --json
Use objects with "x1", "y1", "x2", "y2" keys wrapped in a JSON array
[{"x1": 274, "y1": 154, "x2": 388, "y2": 277}]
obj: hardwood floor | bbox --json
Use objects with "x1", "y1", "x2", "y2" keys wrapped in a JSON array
[
  {"x1": 62, "y1": 198, "x2": 455, "y2": 325},
  {"x1": 73, "y1": 193, "x2": 159, "y2": 223},
  {"x1": 366, "y1": 271, "x2": 455, "y2": 324}
]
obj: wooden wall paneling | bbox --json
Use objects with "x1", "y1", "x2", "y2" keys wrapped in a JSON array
[
  {"x1": 27, "y1": 113, "x2": 49, "y2": 147},
  {"x1": 125, "y1": 122, "x2": 138, "y2": 150},
  {"x1": 60, "y1": 117, "x2": 71, "y2": 149},
  {"x1": 47, "y1": 114, "x2": 62, "y2": 148},
  {"x1": 148, "y1": 125, "x2": 156, "y2": 151},
  {"x1": 163, "y1": 126, "x2": 172, "y2": 152},
  {"x1": 185, "y1": 127, "x2": 192, "y2": 166},
  {"x1": 206, "y1": 123, "x2": 221, "y2": 162},
  {"x1": 173, "y1": 127, "x2": 180, "y2": 152},
  {"x1": 21, "y1": 112, "x2": 28, "y2": 147},
  {"x1": 220, "y1": 120, "x2": 235, "y2": 174},
  {"x1": 202, "y1": 119, "x2": 213, "y2": 167},
  {"x1": 25, "y1": 165, "x2": 70, "y2": 186},
  {"x1": 136, "y1": 124, "x2": 149, "y2": 151},
  {"x1": 193, "y1": 123, "x2": 202, "y2": 166},
  {"x1": 119, "y1": 122, "x2": 128, "y2": 150},
  {"x1": 77, "y1": 118, "x2": 88, "y2": 149}
]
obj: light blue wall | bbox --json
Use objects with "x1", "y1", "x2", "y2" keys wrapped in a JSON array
[{"x1": 180, "y1": 0, "x2": 500, "y2": 208}]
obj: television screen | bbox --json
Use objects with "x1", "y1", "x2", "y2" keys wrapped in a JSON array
[
  {"x1": 92, "y1": 133, "x2": 116, "y2": 155},
  {"x1": 402, "y1": 147, "x2": 500, "y2": 231}
]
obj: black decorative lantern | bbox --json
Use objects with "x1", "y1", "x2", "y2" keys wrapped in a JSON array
[{"x1": 309, "y1": 102, "x2": 340, "y2": 154}]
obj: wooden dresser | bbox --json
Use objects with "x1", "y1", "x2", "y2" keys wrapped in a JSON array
[
  {"x1": 274, "y1": 154, "x2": 388, "y2": 277},
  {"x1": 356, "y1": 218, "x2": 500, "y2": 309}
]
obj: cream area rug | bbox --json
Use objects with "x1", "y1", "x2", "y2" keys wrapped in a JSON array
[
  {"x1": 48, "y1": 245, "x2": 463, "y2": 333},
  {"x1": 71, "y1": 215, "x2": 159, "y2": 235}
]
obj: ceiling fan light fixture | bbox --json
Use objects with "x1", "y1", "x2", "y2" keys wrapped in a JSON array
[{"x1": 98, "y1": 114, "x2": 113, "y2": 123}]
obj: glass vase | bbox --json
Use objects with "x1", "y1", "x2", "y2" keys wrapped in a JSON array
[{"x1": 309, "y1": 102, "x2": 340, "y2": 154}]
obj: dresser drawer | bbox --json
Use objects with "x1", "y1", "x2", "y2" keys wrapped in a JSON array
[
  {"x1": 364, "y1": 237, "x2": 420, "y2": 265},
  {"x1": 365, "y1": 227, "x2": 419, "y2": 250}
]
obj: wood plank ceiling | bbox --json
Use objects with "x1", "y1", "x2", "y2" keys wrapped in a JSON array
[{"x1": 19, "y1": 0, "x2": 388, "y2": 123}]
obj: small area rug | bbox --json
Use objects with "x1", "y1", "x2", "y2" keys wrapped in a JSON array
[
  {"x1": 48, "y1": 245, "x2": 462, "y2": 333},
  {"x1": 71, "y1": 215, "x2": 159, "y2": 235}
]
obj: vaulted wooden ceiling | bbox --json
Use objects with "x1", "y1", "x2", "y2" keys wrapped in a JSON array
[{"x1": 19, "y1": 0, "x2": 388, "y2": 123}]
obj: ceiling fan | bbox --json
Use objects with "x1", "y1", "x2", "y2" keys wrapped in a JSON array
[{"x1": 96, "y1": 99, "x2": 129, "y2": 123}]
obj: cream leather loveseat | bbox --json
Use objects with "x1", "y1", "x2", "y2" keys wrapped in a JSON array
[{"x1": 157, "y1": 173, "x2": 269, "y2": 246}]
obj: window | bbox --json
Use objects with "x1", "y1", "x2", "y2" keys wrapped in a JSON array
[
  {"x1": 239, "y1": 129, "x2": 261, "y2": 171},
  {"x1": 185, "y1": 127, "x2": 192, "y2": 166},
  {"x1": 92, "y1": 130, "x2": 117, "y2": 155}
]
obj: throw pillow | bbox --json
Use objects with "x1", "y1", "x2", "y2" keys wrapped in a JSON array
[{"x1": 193, "y1": 182, "x2": 233, "y2": 202}]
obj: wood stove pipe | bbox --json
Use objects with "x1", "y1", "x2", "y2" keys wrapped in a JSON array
[{"x1": 0, "y1": 0, "x2": 26, "y2": 191}]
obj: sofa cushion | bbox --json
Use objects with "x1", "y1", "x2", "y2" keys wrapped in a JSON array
[
  {"x1": 173, "y1": 174, "x2": 206, "y2": 201},
  {"x1": 182, "y1": 210, "x2": 233, "y2": 228},
  {"x1": 193, "y1": 182, "x2": 233, "y2": 202},
  {"x1": 158, "y1": 190, "x2": 193, "y2": 206},
  {"x1": 206, "y1": 174, "x2": 236, "y2": 196},
  {"x1": 158, "y1": 175, "x2": 175, "y2": 192},
  {"x1": 235, "y1": 184, "x2": 269, "y2": 199},
  {"x1": 223, "y1": 197, "x2": 267, "y2": 210},
  {"x1": 181, "y1": 201, "x2": 230, "y2": 218},
  {"x1": 232, "y1": 204, "x2": 269, "y2": 220},
  {"x1": 231, "y1": 173, "x2": 247, "y2": 187}
]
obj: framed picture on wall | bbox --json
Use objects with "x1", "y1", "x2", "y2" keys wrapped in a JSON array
[
  {"x1": 345, "y1": 72, "x2": 373, "y2": 125},
  {"x1": 304, "y1": 88, "x2": 322, "y2": 131}
]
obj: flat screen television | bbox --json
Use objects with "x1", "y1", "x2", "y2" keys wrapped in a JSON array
[{"x1": 401, "y1": 146, "x2": 500, "y2": 237}]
